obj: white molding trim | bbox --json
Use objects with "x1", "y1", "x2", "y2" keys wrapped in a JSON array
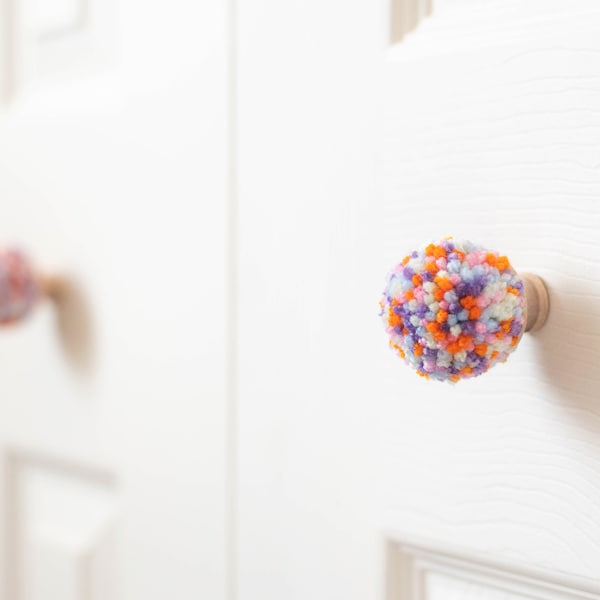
[
  {"x1": 0, "y1": 0, "x2": 118, "y2": 113},
  {"x1": 389, "y1": 0, "x2": 433, "y2": 45},
  {"x1": 386, "y1": 537, "x2": 600, "y2": 600},
  {"x1": 387, "y1": 1, "x2": 600, "y2": 61}
]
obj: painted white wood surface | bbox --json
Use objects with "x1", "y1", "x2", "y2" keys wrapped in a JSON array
[
  {"x1": 0, "y1": 0, "x2": 229, "y2": 597},
  {"x1": 387, "y1": 541, "x2": 600, "y2": 600},
  {"x1": 237, "y1": 0, "x2": 600, "y2": 598}
]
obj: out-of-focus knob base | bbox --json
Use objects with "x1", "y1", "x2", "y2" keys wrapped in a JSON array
[{"x1": 38, "y1": 274, "x2": 66, "y2": 302}]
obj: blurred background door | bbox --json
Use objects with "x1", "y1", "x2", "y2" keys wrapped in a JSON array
[
  {"x1": 0, "y1": 0, "x2": 229, "y2": 598},
  {"x1": 237, "y1": 0, "x2": 600, "y2": 599}
]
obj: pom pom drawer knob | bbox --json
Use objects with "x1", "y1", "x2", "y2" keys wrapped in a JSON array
[
  {"x1": 0, "y1": 248, "x2": 62, "y2": 326},
  {"x1": 380, "y1": 239, "x2": 549, "y2": 382}
]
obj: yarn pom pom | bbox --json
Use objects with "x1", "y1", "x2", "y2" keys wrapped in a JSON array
[
  {"x1": 380, "y1": 238, "x2": 526, "y2": 382},
  {"x1": 0, "y1": 249, "x2": 39, "y2": 325}
]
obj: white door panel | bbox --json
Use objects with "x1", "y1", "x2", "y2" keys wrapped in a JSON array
[{"x1": 238, "y1": 0, "x2": 600, "y2": 598}]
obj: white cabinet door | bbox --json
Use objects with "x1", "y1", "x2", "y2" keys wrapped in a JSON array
[
  {"x1": 237, "y1": 1, "x2": 600, "y2": 598},
  {"x1": 0, "y1": 0, "x2": 229, "y2": 598}
]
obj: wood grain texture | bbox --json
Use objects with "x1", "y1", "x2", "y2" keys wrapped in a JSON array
[
  {"x1": 380, "y1": 1, "x2": 600, "y2": 583},
  {"x1": 238, "y1": 1, "x2": 600, "y2": 598}
]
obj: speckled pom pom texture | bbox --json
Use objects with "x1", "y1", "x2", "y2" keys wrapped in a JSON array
[{"x1": 380, "y1": 239, "x2": 526, "y2": 382}]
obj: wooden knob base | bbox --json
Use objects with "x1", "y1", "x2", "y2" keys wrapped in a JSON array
[
  {"x1": 38, "y1": 274, "x2": 67, "y2": 302},
  {"x1": 522, "y1": 273, "x2": 549, "y2": 333}
]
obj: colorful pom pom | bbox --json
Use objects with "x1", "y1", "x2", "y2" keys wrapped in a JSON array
[
  {"x1": 0, "y1": 249, "x2": 39, "y2": 325},
  {"x1": 380, "y1": 238, "x2": 526, "y2": 382}
]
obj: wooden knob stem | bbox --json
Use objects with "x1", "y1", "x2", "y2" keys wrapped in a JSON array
[{"x1": 38, "y1": 274, "x2": 66, "y2": 303}]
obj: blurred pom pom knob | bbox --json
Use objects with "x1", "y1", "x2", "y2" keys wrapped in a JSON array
[
  {"x1": 379, "y1": 238, "x2": 549, "y2": 382},
  {"x1": 0, "y1": 247, "x2": 63, "y2": 326}
]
